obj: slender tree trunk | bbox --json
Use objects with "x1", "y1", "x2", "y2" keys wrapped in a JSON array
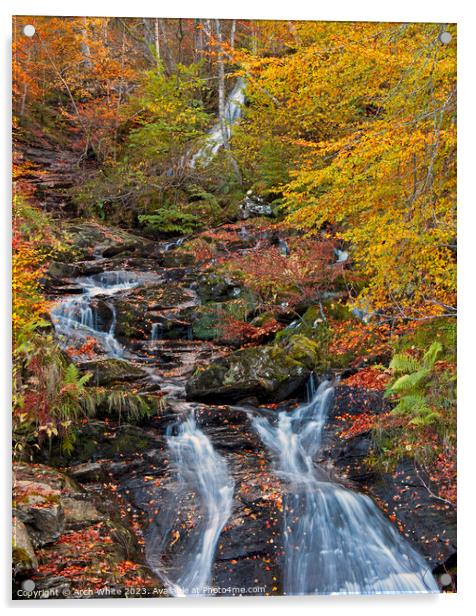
[
  {"x1": 214, "y1": 19, "x2": 228, "y2": 149},
  {"x1": 158, "y1": 19, "x2": 175, "y2": 74},
  {"x1": 79, "y1": 18, "x2": 93, "y2": 70},
  {"x1": 154, "y1": 18, "x2": 161, "y2": 71},
  {"x1": 194, "y1": 19, "x2": 203, "y2": 62},
  {"x1": 230, "y1": 20, "x2": 236, "y2": 49}
]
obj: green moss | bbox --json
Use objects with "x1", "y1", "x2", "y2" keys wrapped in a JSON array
[
  {"x1": 282, "y1": 334, "x2": 321, "y2": 370},
  {"x1": 395, "y1": 317, "x2": 456, "y2": 360},
  {"x1": 13, "y1": 546, "x2": 34, "y2": 567}
]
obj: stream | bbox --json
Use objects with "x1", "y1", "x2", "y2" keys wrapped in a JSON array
[{"x1": 49, "y1": 239, "x2": 439, "y2": 597}]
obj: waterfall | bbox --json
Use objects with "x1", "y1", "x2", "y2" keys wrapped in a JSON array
[
  {"x1": 146, "y1": 413, "x2": 234, "y2": 596},
  {"x1": 150, "y1": 323, "x2": 161, "y2": 342},
  {"x1": 51, "y1": 270, "x2": 140, "y2": 357},
  {"x1": 191, "y1": 77, "x2": 246, "y2": 166},
  {"x1": 251, "y1": 380, "x2": 438, "y2": 595}
]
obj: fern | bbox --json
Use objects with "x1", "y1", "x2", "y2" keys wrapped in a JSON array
[
  {"x1": 385, "y1": 341, "x2": 443, "y2": 427},
  {"x1": 389, "y1": 352, "x2": 420, "y2": 375},
  {"x1": 422, "y1": 341, "x2": 443, "y2": 369}
]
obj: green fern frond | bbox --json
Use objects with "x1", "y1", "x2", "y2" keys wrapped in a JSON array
[
  {"x1": 388, "y1": 368, "x2": 430, "y2": 395},
  {"x1": 422, "y1": 341, "x2": 443, "y2": 370},
  {"x1": 389, "y1": 352, "x2": 420, "y2": 375}
]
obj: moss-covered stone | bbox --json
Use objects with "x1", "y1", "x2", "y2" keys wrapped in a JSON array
[
  {"x1": 80, "y1": 358, "x2": 147, "y2": 387},
  {"x1": 282, "y1": 334, "x2": 321, "y2": 370},
  {"x1": 46, "y1": 420, "x2": 158, "y2": 466},
  {"x1": 13, "y1": 518, "x2": 38, "y2": 572},
  {"x1": 197, "y1": 272, "x2": 242, "y2": 303},
  {"x1": 186, "y1": 344, "x2": 309, "y2": 403}
]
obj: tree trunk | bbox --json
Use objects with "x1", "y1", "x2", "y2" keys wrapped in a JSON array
[
  {"x1": 230, "y1": 20, "x2": 236, "y2": 49},
  {"x1": 154, "y1": 18, "x2": 161, "y2": 71},
  {"x1": 79, "y1": 18, "x2": 93, "y2": 70}
]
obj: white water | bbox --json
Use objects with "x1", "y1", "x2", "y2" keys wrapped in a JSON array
[
  {"x1": 251, "y1": 379, "x2": 439, "y2": 595},
  {"x1": 191, "y1": 77, "x2": 246, "y2": 166},
  {"x1": 51, "y1": 270, "x2": 140, "y2": 357},
  {"x1": 146, "y1": 413, "x2": 234, "y2": 596},
  {"x1": 150, "y1": 323, "x2": 161, "y2": 341}
]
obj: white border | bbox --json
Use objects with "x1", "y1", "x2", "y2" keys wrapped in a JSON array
[{"x1": 1, "y1": 1, "x2": 475, "y2": 614}]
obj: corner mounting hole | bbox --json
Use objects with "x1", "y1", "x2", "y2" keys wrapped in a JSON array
[
  {"x1": 439, "y1": 31, "x2": 451, "y2": 44},
  {"x1": 23, "y1": 24, "x2": 36, "y2": 37}
]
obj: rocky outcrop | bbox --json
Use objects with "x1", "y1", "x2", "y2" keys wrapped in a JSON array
[
  {"x1": 12, "y1": 462, "x2": 165, "y2": 599},
  {"x1": 186, "y1": 345, "x2": 309, "y2": 403}
]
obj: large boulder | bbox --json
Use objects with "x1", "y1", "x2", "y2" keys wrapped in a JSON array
[
  {"x1": 56, "y1": 222, "x2": 158, "y2": 261},
  {"x1": 12, "y1": 517, "x2": 38, "y2": 573},
  {"x1": 186, "y1": 345, "x2": 309, "y2": 403},
  {"x1": 13, "y1": 480, "x2": 65, "y2": 547}
]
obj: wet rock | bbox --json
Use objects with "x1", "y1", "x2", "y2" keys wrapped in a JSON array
[
  {"x1": 102, "y1": 242, "x2": 137, "y2": 258},
  {"x1": 48, "y1": 260, "x2": 82, "y2": 279},
  {"x1": 332, "y1": 383, "x2": 390, "y2": 416},
  {"x1": 186, "y1": 345, "x2": 309, "y2": 403},
  {"x1": 325, "y1": 387, "x2": 457, "y2": 574},
  {"x1": 113, "y1": 284, "x2": 194, "y2": 341},
  {"x1": 368, "y1": 461, "x2": 457, "y2": 573},
  {"x1": 13, "y1": 463, "x2": 82, "y2": 493}
]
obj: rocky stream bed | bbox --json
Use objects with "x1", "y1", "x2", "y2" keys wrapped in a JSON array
[{"x1": 12, "y1": 222, "x2": 456, "y2": 599}]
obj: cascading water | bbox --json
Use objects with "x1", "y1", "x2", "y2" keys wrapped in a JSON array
[
  {"x1": 150, "y1": 323, "x2": 161, "y2": 342},
  {"x1": 145, "y1": 412, "x2": 234, "y2": 596},
  {"x1": 191, "y1": 77, "x2": 246, "y2": 166},
  {"x1": 51, "y1": 270, "x2": 140, "y2": 357},
  {"x1": 251, "y1": 379, "x2": 439, "y2": 595}
]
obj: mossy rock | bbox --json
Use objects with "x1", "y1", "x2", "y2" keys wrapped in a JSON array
[
  {"x1": 56, "y1": 222, "x2": 156, "y2": 261},
  {"x1": 197, "y1": 272, "x2": 242, "y2": 302},
  {"x1": 395, "y1": 317, "x2": 456, "y2": 360},
  {"x1": 322, "y1": 299, "x2": 353, "y2": 322},
  {"x1": 12, "y1": 518, "x2": 38, "y2": 572},
  {"x1": 192, "y1": 304, "x2": 225, "y2": 340},
  {"x1": 80, "y1": 358, "x2": 148, "y2": 387},
  {"x1": 281, "y1": 334, "x2": 321, "y2": 370},
  {"x1": 186, "y1": 345, "x2": 309, "y2": 403},
  {"x1": 46, "y1": 420, "x2": 158, "y2": 466},
  {"x1": 275, "y1": 307, "x2": 332, "y2": 347}
]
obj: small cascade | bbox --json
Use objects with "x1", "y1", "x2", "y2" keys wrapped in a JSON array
[
  {"x1": 150, "y1": 323, "x2": 161, "y2": 342},
  {"x1": 145, "y1": 412, "x2": 234, "y2": 596},
  {"x1": 51, "y1": 270, "x2": 140, "y2": 357},
  {"x1": 191, "y1": 78, "x2": 246, "y2": 166},
  {"x1": 251, "y1": 379, "x2": 438, "y2": 595},
  {"x1": 334, "y1": 248, "x2": 349, "y2": 263},
  {"x1": 278, "y1": 238, "x2": 290, "y2": 256}
]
